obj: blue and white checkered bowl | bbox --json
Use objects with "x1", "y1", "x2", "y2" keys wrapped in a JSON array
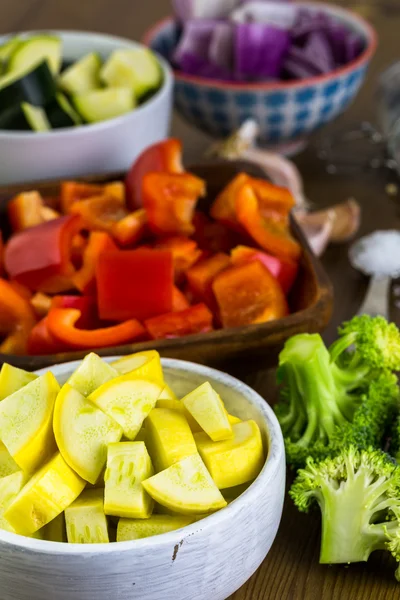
[{"x1": 144, "y1": 3, "x2": 377, "y2": 149}]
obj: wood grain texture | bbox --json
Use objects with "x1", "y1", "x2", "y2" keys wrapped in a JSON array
[
  {"x1": 2, "y1": 0, "x2": 400, "y2": 599},
  {"x1": 0, "y1": 359, "x2": 285, "y2": 600}
]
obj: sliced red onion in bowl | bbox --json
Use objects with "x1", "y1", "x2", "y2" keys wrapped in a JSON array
[{"x1": 235, "y1": 22, "x2": 290, "y2": 80}]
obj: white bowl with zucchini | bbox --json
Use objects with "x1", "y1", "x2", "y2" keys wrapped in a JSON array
[
  {"x1": 0, "y1": 31, "x2": 173, "y2": 185},
  {"x1": 0, "y1": 353, "x2": 285, "y2": 600}
]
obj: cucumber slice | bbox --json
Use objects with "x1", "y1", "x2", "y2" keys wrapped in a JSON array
[
  {"x1": 100, "y1": 48, "x2": 162, "y2": 99},
  {"x1": 21, "y1": 102, "x2": 51, "y2": 131},
  {"x1": 0, "y1": 37, "x2": 21, "y2": 74},
  {"x1": 46, "y1": 92, "x2": 82, "y2": 128},
  {"x1": 0, "y1": 61, "x2": 56, "y2": 113},
  {"x1": 59, "y1": 52, "x2": 101, "y2": 95},
  {"x1": 73, "y1": 87, "x2": 135, "y2": 124},
  {"x1": 8, "y1": 35, "x2": 62, "y2": 75}
]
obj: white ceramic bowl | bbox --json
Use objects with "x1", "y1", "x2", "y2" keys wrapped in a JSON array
[
  {"x1": 0, "y1": 31, "x2": 174, "y2": 185},
  {"x1": 0, "y1": 358, "x2": 285, "y2": 600}
]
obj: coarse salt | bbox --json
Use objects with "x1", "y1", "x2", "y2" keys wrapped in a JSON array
[{"x1": 349, "y1": 230, "x2": 400, "y2": 277}]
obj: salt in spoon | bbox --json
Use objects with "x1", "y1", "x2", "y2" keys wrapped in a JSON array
[{"x1": 349, "y1": 230, "x2": 400, "y2": 319}]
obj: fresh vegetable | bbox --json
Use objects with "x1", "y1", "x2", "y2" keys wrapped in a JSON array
[
  {"x1": 0, "y1": 471, "x2": 27, "y2": 533},
  {"x1": 144, "y1": 303, "x2": 213, "y2": 339},
  {"x1": 58, "y1": 52, "x2": 101, "y2": 95},
  {"x1": 0, "y1": 442, "x2": 21, "y2": 479},
  {"x1": 0, "y1": 363, "x2": 37, "y2": 401},
  {"x1": 100, "y1": 48, "x2": 162, "y2": 99},
  {"x1": 65, "y1": 489, "x2": 109, "y2": 544},
  {"x1": 46, "y1": 92, "x2": 82, "y2": 128},
  {"x1": 290, "y1": 447, "x2": 400, "y2": 565},
  {"x1": 182, "y1": 382, "x2": 233, "y2": 442},
  {"x1": 186, "y1": 253, "x2": 231, "y2": 307},
  {"x1": 72, "y1": 231, "x2": 117, "y2": 294},
  {"x1": 0, "y1": 60, "x2": 56, "y2": 115},
  {"x1": 231, "y1": 245, "x2": 298, "y2": 294},
  {"x1": 8, "y1": 35, "x2": 62, "y2": 75},
  {"x1": 8, "y1": 191, "x2": 47, "y2": 232},
  {"x1": 235, "y1": 23, "x2": 290, "y2": 80},
  {"x1": 117, "y1": 514, "x2": 194, "y2": 541},
  {"x1": 111, "y1": 350, "x2": 163, "y2": 382},
  {"x1": 276, "y1": 316, "x2": 400, "y2": 468},
  {"x1": 69, "y1": 193, "x2": 127, "y2": 232},
  {"x1": 66, "y1": 352, "x2": 118, "y2": 397},
  {"x1": 111, "y1": 209, "x2": 147, "y2": 247},
  {"x1": 0, "y1": 278, "x2": 36, "y2": 354},
  {"x1": 73, "y1": 87, "x2": 135, "y2": 124}
]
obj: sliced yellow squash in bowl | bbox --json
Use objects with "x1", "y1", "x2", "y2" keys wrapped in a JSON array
[
  {"x1": 0, "y1": 363, "x2": 37, "y2": 401},
  {"x1": 66, "y1": 352, "x2": 118, "y2": 397},
  {"x1": 65, "y1": 488, "x2": 109, "y2": 544},
  {"x1": 182, "y1": 382, "x2": 233, "y2": 442},
  {"x1": 111, "y1": 350, "x2": 163, "y2": 382},
  {"x1": 117, "y1": 514, "x2": 194, "y2": 541}
]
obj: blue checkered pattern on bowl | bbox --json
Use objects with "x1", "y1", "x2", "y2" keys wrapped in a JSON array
[{"x1": 150, "y1": 20, "x2": 371, "y2": 143}]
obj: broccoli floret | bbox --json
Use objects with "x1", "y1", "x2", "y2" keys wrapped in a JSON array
[
  {"x1": 290, "y1": 446, "x2": 400, "y2": 565},
  {"x1": 275, "y1": 329, "x2": 399, "y2": 468}
]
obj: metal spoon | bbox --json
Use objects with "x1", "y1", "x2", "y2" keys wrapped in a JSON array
[{"x1": 349, "y1": 230, "x2": 400, "y2": 319}]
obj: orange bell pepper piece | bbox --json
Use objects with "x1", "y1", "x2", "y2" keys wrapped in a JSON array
[
  {"x1": 0, "y1": 232, "x2": 4, "y2": 275},
  {"x1": 111, "y1": 209, "x2": 148, "y2": 247},
  {"x1": 231, "y1": 245, "x2": 298, "y2": 294},
  {"x1": 72, "y1": 231, "x2": 117, "y2": 294},
  {"x1": 210, "y1": 173, "x2": 250, "y2": 231},
  {"x1": 27, "y1": 316, "x2": 66, "y2": 355},
  {"x1": 4, "y1": 215, "x2": 83, "y2": 293},
  {"x1": 251, "y1": 179, "x2": 295, "y2": 216},
  {"x1": 212, "y1": 261, "x2": 288, "y2": 329},
  {"x1": 70, "y1": 233, "x2": 88, "y2": 269},
  {"x1": 186, "y1": 253, "x2": 231, "y2": 307},
  {"x1": 70, "y1": 194, "x2": 128, "y2": 232},
  {"x1": 125, "y1": 138, "x2": 184, "y2": 209},
  {"x1": 192, "y1": 212, "x2": 241, "y2": 254},
  {"x1": 0, "y1": 278, "x2": 36, "y2": 354},
  {"x1": 145, "y1": 303, "x2": 213, "y2": 340},
  {"x1": 47, "y1": 308, "x2": 145, "y2": 350},
  {"x1": 60, "y1": 181, "x2": 104, "y2": 213},
  {"x1": 172, "y1": 286, "x2": 190, "y2": 312},
  {"x1": 8, "y1": 191, "x2": 47, "y2": 232},
  {"x1": 143, "y1": 172, "x2": 206, "y2": 237},
  {"x1": 235, "y1": 183, "x2": 301, "y2": 261},
  {"x1": 154, "y1": 236, "x2": 202, "y2": 281},
  {"x1": 96, "y1": 249, "x2": 174, "y2": 321}
]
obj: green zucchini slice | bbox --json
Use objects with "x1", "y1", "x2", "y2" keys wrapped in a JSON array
[
  {"x1": 73, "y1": 87, "x2": 135, "y2": 123},
  {"x1": 59, "y1": 52, "x2": 102, "y2": 95},
  {"x1": 8, "y1": 35, "x2": 62, "y2": 75},
  {"x1": 0, "y1": 60, "x2": 56, "y2": 114},
  {"x1": 47, "y1": 92, "x2": 82, "y2": 128},
  {"x1": 100, "y1": 48, "x2": 162, "y2": 100}
]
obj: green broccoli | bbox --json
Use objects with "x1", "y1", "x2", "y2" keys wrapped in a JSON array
[
  {"x1": 290, "y1": 446, "x2": 400, "y2": 566},
  {"x1": 275, "y1": 316, "x2": 400, "y2": 467}
]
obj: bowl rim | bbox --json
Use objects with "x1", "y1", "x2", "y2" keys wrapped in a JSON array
[
  {"x1": 143, "y1": 1, "x2": 377, "y2": 91},
  {"x1": 0, "y1": 29, "x2": 174, "y2": 140},
  {"x1": 0, "y1": 357, "x2": 285, "y2": 555}
]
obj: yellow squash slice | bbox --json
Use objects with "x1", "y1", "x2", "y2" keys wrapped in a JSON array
[
  {"x1": 54, "y1": 384, "x2": 123, "y2": 484},
  {"x1": 42, "y1": 513, "x2": 66, "y2": 542},
  {"x1": 66, "y1": 352, "x2": 118, "y2": 397},
  {"x1": 194, "y1": 420, "x2": 264, "y2": 489},
  {"x1": 4, "y1": 452, "x2": 86, "y2": 535},
  {"x1": 88, "y1": 376, "x2": 163, "y2": 440},
  {"x1": 0, "y1": 372, "x2": 59, "y2": 473},
  {"x1": 143, "y1": 453, "x2": 227, "y2": 515},
  {"x1": 65, "y1": 488, "x2": 109, "y2": 544},
  {"x1": 182, "y1": 382, "x2": 233, "y2": 442},
  {"x1": 104, "y1": 441, "x2": 154, "y2": 519},
  {"x1": 0, "y1": 363, "x2": 37, "y2": 401},
  {"x1": 0, "y1": 471, "x2": 27, "y2": 533},
  {"x1": 0, "y1": 441, "x2": 20, "y2": 479},
  {"x1": 117, "y1": 514, "x2": 194, "y2": 541},
  {"x1": 158, "y1": 384, "x2": 178, "y2": 401},
  {"x1": 111, "y1": 350, "x2": 163, "y2": 382},
  {"x1": 146, "y1": 408, "x2": 197, "y2": 472},
  {"x1": 228, "y1": 414, "x2": 241, "y2": 425}
]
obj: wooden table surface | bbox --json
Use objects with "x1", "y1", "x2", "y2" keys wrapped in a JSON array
[{"x1": 3, "y1": 1, "x2": 400, "y2": 598}]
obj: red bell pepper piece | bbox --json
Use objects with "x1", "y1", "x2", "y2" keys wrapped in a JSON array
[
  {"x1": 51, "y1": 295, "x2": 98, "y2": 329},
  {"x1": 96, "y1": 249, "x2": 174, "y2": 321},
  {"x1": 72, "y1": 231, "x2": 117, "y2": 295},
  {"x1": 186, "y1": 253, "x2": 231, "y2": 307},
  {"x1": 235, "y1": 183, "x2": 301, "y2": 261},
  {"x1": 70, "y1": 233, "x2": 88, "y2": 269},
  {"x1": 212, "y1": 261, "x2": 288, "y2": 329},
  {"x1": 8, "y1": 281, "x2": 32, "y2": 301},
  {"x1": 154, "y1": 236, "x2": 202, "y2": 281},
  {"x1": 27, "y1": 316, "x2": 66, "y2": 355},
  {"x1": 125, "y1": 138, "x2": 184, "y2": 209},
  {"x1": 4, "y1": 215, "x2": 82, "y2": 293},
  {"x1": 145, "y1": 303, "x2": 213, "y2": 340},
  {"x1": 143, "y1": 172, "x2": 206, "y2": 237},
  {"x1": 172, "y1": 286, "x2": 190, "y2": 312},
  {"x1": 70, "y1": 194, "x2": 128, "y2": 232},
  {"x1": 231, "y1": 245, "x2": 298, "y2": 294},
  {"x1": 192, "y1": 212, "x2": 241, "y2": 254},
  {"x1": 210, "y1": 173, "x2": 250, "y2": 231},
  {"x1": 0, "y1": 232, "x2": 4, "y2": 275},
  {"x1": 0, "y1": 278, "x2": 36, "y2": 354},
  {"x1": 47, "y1": 308, "x2": 145, "y2": 350},
  {"x1": 111, "y1": 209, "x2": 148, "y2": 247}
]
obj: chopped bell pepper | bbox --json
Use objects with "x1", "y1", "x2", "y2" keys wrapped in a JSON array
[
  {"x1": 70, "y1": 194, "x2": 128, "y2": 232},
  {"x1": 8, "y1": 191, "x2": 47, "y2": 232},
  {"x1": 47, "y1": 308, "x2": 145, "y2": 350},
  {"x1": 111, "y1": 209, "x2": 148, "y2": 247},
  {"x1": 41, "y1": 206, "x2": 61, "y2": 221},
  {"x1": 0, "y1": 232, "x2": 4, "y2": 275},
  {"x1": 4, "y1": 215, "x2": 82, "y2": 293},
  {"x1": 251, "y1": 179, "x2": 295, "y2": 215},
  {"x1": 60, "y1": 181, "x2": 105, "y2": 214},
  {"x1": 212, "y1": 261, "x2": 288, "y2": 329},
  {"x1": 192, "y1": 212, "x2": 241, "y2": 254},
  {"x1": 231, "y1": 245, "x2": 298, "y2": 294},
  {"x1": 72, "y1": 232, "x2": 117, "y2": 295},
  {"x1": 235, "y1": 183, "x2": 301, "y2": 261},
  {"x1": 154, "y1": 236, "x2": 202, "y2": 281},
  {"x1": 70, "y1": 233, "x2": 88, "y2": 269},
  {"x1": 186, "y1": 253, "x2": 231, "y2": 307},
  {"x1": 125, "y1": 138, "x2": 184, "y2": 209},
  {"x1": 27, "y1": 317, "x2": 66, "y2": 355},
  {"x1": 8, "y1": 281, "x2": 32, "y2": 301},
  {"x1": 143, "y1": 172, "x2": 206, "y2": 237},
  {"x1": 103, "y1": 181, "x2": 126, "y2": 203},
  {"x1": 30, "y1": 292, "x2": 53, "y2": 318},
  {"x1": 172, "y1": 286, "x2": 190, "y2": 312},
  {"x1": 51, "y1": 296, "x2": 98, "y2": 329},
  {"x1": 210, "y1": 173, "x2": 250, "y2": 231},
  {"x1": 0, "y1": 278, "x2": 36, "y2": 354},
  {"x1": 145, "y1": 303, "x2": 213, "y2": 340},
  {"x1": 96, "y1": 249, "x2": 174, "y2": 321}
]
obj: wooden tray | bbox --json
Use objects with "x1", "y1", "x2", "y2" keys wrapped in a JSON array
[{"x1": 0, "y1": 160, "x2": 333, "y2": 371}]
